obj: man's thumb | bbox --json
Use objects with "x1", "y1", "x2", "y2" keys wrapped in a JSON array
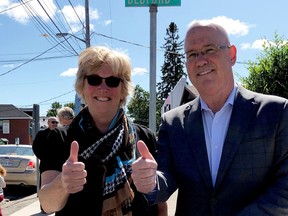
[
  {"x1": 137, "y1": 140, "x2": 155, "y2": 160},
  {"x1": 67, "y1": 141, "x2": 79, "y2": 162}
]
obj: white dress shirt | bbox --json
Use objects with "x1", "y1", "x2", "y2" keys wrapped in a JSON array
[{"x1": 200, "y1": 85, "x2": 237, "y2": 185}]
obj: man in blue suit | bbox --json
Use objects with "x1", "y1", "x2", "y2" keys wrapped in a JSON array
[{"x1": 131, "y1": 21, "x2": 288, "y2": 215}]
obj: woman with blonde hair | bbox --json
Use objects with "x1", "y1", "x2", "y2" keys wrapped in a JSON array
[{"x1": 38, "y1": 46, "x2": 167, "y2": 216}]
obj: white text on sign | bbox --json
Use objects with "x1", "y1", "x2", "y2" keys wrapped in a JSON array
[{"x1": 127, "y1": 0, "x2": 171, "y2": 5}]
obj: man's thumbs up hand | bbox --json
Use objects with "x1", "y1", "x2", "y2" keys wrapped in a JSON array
[
  {"x1": 131, "y1": 140, "x2": 157, "y2": 194},
  {"x1": 61, "y1": 141, "x2": 87, "y2": 194},
  {"x1": 137, "y1": 140, "x2": 155, "y2": 160}
]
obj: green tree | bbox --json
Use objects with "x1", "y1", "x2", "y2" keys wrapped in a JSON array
[
  {"x1": 64, "y1": 102, "x2": 74, "y2": 110},
  {"x1": 46, "y1": 102, "x2": 62, "y2": 117},
  {"x1": 127, "y1": 85, "x2": 162, "y2": 131},
  {"x1": 128, "y1": 23, "x2": 186, "y2": 133},
  {"x1": 157, "y1": 22, "x2": 186, "y2": 100},
  {"x1": 127, "y1": 85, "x2": 150, "y2": 127},
  {"x1": 241, "y1": 34, "x2": 288, "y2": 98}
]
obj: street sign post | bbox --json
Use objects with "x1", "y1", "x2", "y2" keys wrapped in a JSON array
[
  {"x1": 125, "y1": 0, "x2": 181, "y2": 133},
  {"x1": 125, "y1": 0, "x2": 181, "y2": 7}
]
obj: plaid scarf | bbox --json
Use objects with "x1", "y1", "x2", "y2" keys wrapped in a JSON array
[{"x1": 78, "y1": 109, "x2": 136, "y2": 216}]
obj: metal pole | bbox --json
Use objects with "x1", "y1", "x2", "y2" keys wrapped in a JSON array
[
  {"x1": 85, "y1": 0, "x2": 90, "y2": 48},
  {"x1": 32, "y1": 104, "x2": 40, "y2": 193},
  {"x1": 74, "y1": 0, "x2": 91, "y2": 115},
  {"x1": 149, "y1": 4, "x2": 157, "y2": 134}
]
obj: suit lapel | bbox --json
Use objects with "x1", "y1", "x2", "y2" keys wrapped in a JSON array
[
  {"x1": 214, "y1": 86, "x2": 258, "y2": 189},
  {"x1": 185, "y1": 99, "x2": 214, "y2": 192}
]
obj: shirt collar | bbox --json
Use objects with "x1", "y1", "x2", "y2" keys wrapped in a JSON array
[{"x1": 200, "y1": 84, "x2": 238, "y2": 111}]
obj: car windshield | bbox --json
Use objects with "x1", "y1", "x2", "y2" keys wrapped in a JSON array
[{"x1": 0, "y1": 146, "x2": 34, "y2": 156}]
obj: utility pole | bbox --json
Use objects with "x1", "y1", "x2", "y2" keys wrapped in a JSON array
[
  {"x1": 125, "y1": 0, "x2": 181, "y2": 134},
  {"x1": 85, "y1": 0, "x2": 90, "y2": 48},
  {"x1": 149, "y1": 4, "x2": 157, "y2": 134},
  {"x1": 33, "y1": 104, "x2": 40, "y2": 193},
  {"x1": 74, "y1": 0, "x2": 91, "y2": 115}
]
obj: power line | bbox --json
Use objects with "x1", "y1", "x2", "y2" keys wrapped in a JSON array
[{"x1": 0, "y1": 39, "x2": 69, "y2": 76}]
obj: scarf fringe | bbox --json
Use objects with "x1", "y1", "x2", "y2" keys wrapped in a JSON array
[{"x1": 102, "y1": 180, "x2": 134, "y2": 216}]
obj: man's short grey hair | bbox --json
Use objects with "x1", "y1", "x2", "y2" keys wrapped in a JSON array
[{"x1": 57, "y1": 107, "x2": 75, "y2": 120}]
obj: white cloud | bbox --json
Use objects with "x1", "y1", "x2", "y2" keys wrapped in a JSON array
[
  {"x1": 188, "y1": 16, "x2": 253, "y2": 37},
  {"x1": 251, "y1": 39, "x2": 268, "y2": 49},
  {"x1": 1, "y1": 1, "x2": 99, "y2": 33},
  {"x1": 3, "y1": 64, "x2": 14, "y2": 68},
  {"x1": 104, "y1": 20, "x2": 112, "y2": 26},
  {"x1": 60, "y1": 68, "x2": 77, "y2": 77},
  {"x1": 132, "y1": 67, "x2": 147, "y2": 76},
  {"x1": 61, "y1": 5, "x2": 99, "y2": 33},
  {"x1": 240, "y1": 43, "x2": 251, "y2": 50},
  {"x1": 240, "y1": 39, "x2": 269, "y2": 50},
  {"x1": 1, "y1": 0, "x2": 56, "y2": 24}
]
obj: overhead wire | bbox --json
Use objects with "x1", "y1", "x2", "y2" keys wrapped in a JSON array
[
  {"x1": 36, "y1": 0, "x2": 79, "y2": 55},
  {"x1": 40, "y1": 0, "x2": 78, "y2": 55},
  {"x1": 0, "y1": 0, "x2": 33, "y2": 14},
  {"x1": 18, "y1": 0, "x2": 76, "y2": 56},
  {"x1": 55, "y1": 0, "x2": 83, "y2": 51},
  {"x1": 68, "y1": 0, "x2": 85, "y2": 29},
  {"x1": 0, "y1": 39, "x2": 70, "y2": 76},
  {"x1": 108, "y1": 0, "x2": 113, "y2": 46},
  {"x1": 1, "y1": 1, "x2": 249, "y2": 112}
]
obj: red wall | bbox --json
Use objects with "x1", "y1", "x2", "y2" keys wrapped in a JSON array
[{"x1": 0, "y1": 119, "x2": 32, "y2": 144}]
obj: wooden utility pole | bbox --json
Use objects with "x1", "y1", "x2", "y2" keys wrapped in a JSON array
[
  {"x1": 85, "y1": 0, "x2": 90, "y2": 48},
  {"x1": 75, "y1": 0, "x2": 91, "y2": 115}
]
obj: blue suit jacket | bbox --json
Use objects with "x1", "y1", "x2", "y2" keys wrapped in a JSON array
[{"x1": 155, "y1": 86, "x2": 288, "y2": 216}]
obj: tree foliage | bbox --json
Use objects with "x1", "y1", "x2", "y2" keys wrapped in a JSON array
[
  {"x1": 157, "y1": 22, "x2": 186, "y2": 100},
  {"x1": 46, "y1": 102, "x2": 62, "y2": 117},
  {"x1": 127, "y1": 85, "x2": 162, "y2": 130},
  {"x1": 127, "y1": 23, "x2": 186, "y2": 132},
  {"x1": 241, "y1": 34, "x2": 288, "y2": 99},
  {"x1": 64, "y1": 102, "x2": 74, "y2": 110},
  {"x1": 45, "y1": 102, "x2": 74, "y2": 117},
  {"x1": 127, "y1": 85, "x2": 150, "y2": 126}
]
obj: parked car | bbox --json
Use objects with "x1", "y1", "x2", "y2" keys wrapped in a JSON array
[{"x1": 0, "y1": 144, "x2": 37, "y2": 187}]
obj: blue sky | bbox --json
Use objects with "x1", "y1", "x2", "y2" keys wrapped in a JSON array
[{"x1": 1, "y1": 0, "x2": 287, "y2": 116}]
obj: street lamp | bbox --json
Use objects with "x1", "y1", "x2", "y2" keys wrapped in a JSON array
[
  {"x1": 56, "y1": 32, "x2": 86, "y2": 43},
  {"x1": 56, "y1": 0, "x2": 91, "y2": 116},
  {"x1": 56, "y1": 32, "x2": 89, "y2": 115}
]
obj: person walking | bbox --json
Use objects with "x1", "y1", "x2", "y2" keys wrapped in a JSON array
[
  {"x1": 37, "y1": 46, "x2": 167, "y2": 216},
  {"x1": 131, "y1": 21, "x2": 288, "y2": 215},
  {"x1": 0, "y1": 164, "x2": 6, "y2": 216}
]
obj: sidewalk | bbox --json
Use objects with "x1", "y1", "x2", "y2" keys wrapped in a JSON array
[
  {"x1": 10, "y1": 199, "x2": 54, "y2": 216},
  {"x1": 10, "y1": 190, "x2": 177, "y2": 216}
]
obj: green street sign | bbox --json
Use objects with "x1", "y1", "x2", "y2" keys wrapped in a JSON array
[{"x1": 125, "y1": 0, "x2": 181, "y2": 7}]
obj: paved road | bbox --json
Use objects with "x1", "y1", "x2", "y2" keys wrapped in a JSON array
[
  {"x1": 1, "y1": 190, "x2": 178, "y2": 216},
  {"x1": 1, "y1": 193, "x2": 38, "y2": 215}
]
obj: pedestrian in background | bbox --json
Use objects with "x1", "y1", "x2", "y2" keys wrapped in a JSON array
[
  {"x1": 32, "y1": 116, "x2": 58, "y2": 161},
  {"x1": 57, "y1": 107, "x2": 75, "y2": 128},
  {"x1": 32, "y1": 116, "x2": 58, "y2": 213},
  {"x1": 37, "y1": 46, "x2": 167, "y2": 216},
  {"x1": 131, "y1": 21, "x2": 288, "y2": 215},
  {"x1": 0, "y1": 164, "x2": 6, "y2": 216}
]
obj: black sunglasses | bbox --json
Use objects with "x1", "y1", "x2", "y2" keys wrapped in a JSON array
[
  {"x1": 85, "y1": 75, "x2": 122, "y2": 88},
  {"x1": 50, "y1": 121, "x2": 58, "y2": 124}
]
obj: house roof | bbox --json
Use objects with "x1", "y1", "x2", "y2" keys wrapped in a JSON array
[{"x1": 0, "y1": 104, "x2": 32, "y2": 120}]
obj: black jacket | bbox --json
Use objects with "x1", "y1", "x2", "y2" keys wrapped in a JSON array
[{"x1": 40, "y1": 110, "x2": 158, "y2": 216}]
